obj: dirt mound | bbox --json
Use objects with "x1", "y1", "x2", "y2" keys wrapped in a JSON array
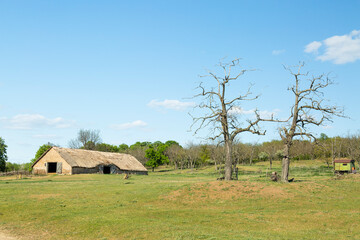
[{"x1": 165, "y1": 181, "x2": 291, "y2": 202}]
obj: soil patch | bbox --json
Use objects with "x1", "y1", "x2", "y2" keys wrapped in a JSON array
[{"x1": 0, "y1": 229, "x2": 18, "y2": 240}]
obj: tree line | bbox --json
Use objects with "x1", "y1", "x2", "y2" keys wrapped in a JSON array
[
  {"x1": 1, "y1": 131, "x2": 360, "y2": 174},
  {"x1": 1, "y1": 130, "x2": 355, "y2": 174}
]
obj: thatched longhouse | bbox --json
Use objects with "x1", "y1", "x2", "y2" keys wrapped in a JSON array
[{"x1": 32, "y1": 147, "x2": 148, "y2": 175}]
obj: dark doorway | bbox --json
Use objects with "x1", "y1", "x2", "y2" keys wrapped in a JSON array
[
  {"x1": 103, "y1": 166, "x2": 111, "y2": 174},
  {"x1": 48, "y1": 162, "x2": 57, "y2": 173}
]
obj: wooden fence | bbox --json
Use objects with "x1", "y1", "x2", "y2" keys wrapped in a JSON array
[{"x1": 0, "y1": 170, "x2": 32, "y2": 177}]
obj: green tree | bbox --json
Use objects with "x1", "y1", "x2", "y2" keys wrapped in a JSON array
[
  {"x1": 118, "y1": 144, "x2": 129, "y2": 152},
  {"x1": 5, "y1": 162, "x2": 20, "y2": 172},
  {"x1": 165, "y1": 140, "x2": 180, "y2": 147},
  {"x1": 145, "y1": 143, "x2": 169, "y2": 171},
  {"x1": 199, "y1": 145, "x2": 211, "y2": 167},
  {"x1": 30, "y1": 143, "x2": 54, "y2": 170},
  {"x1": 130, "y1": 141, "x2": 151, "y2": 150},
  {"x1": 0, "y1": 137, "x2": 8, "y2": 172},
  {"x1": 95, "y1": 143, "x2": 119, "y2": 152},
  {"x1": 319, "y1": 133, "x2": 329, "y2": 141}
]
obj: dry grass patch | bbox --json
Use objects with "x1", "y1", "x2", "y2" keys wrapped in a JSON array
[
  {"x1": 165, "y1": 181, "x2": 292, "y2": 202},
  {"x1": 283, "y1": 181, "x2": 330, "y2": 194},
  {"x1": 343, "y1": 173, "x2": 360, "y2": 181},
  {"x1": 29, "y1": 193, "x2": 62, "y2": 200},
  {"x1": 0, "y1": 228, "x2": 18, "y2": 240}
]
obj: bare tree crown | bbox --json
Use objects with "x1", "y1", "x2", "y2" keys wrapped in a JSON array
[
  {"x1": 190, "y1": 58, "x2": 268, "y2": 143},
  {"x1": 280, "y1": 62, "x2": 346, "y2": 143}
]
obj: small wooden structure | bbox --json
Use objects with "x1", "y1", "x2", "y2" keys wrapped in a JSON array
[
  {"x1": 334, "y1": 159, "x2": 356, "y2": 174},
  {"x1": 32, "y1": 147, "x2": 148, "y2": 175}
]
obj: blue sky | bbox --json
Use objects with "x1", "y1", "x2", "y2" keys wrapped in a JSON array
[{"x1": 0, "y1": 0, "x2": 359, "y2": 163}]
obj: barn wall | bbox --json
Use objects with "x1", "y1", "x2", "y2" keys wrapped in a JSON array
[
  {"x1": 105, "y1": 165, "x2": 147, "y2": 175},
  {"x1": 72, "y1": 167, "x2": 99, "y2": 174},
  {"x1": 72, "y1": 165, "x2": 148, "y2": 175},
  {"x1": 73, "y1": 164, "x2": 120, "y2": 174},
  {"x1": 119, "y1": 170, "x2": 148, "y2": 175},
  {"x1": 32, "y1": 148, "x2": 72, "y2": 175}
]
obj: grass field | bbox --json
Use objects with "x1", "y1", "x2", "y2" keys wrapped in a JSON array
[{"x1": 1, "y1": 160, "x2": 360, "y2": 240}]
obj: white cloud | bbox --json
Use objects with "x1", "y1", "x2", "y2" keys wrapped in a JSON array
[
  {"x1": 147, "y1": 99, "x2": 195, "y2": 111},
  {"x1": 272, "y1": 49, "x2": 285, "y2": 55},
  {"x1": 0, "y1": 114, "x2": 75, "y2": 130},
  {"x1": 110, "y1": 120, "x2": 148, "y2": 130},
  {"x1": 258, "y1": 109, "x2": 281, "y2": 119},
  {"x1": 305, "y1": 30, "x2": 360, "y2": 64},
  {"x1": 228, "y1": 106, "x2": 254, "y2": 115},
  {"x1": 229, "y1": 107, "x2": 280, "y2": 118},
  {"x1": 32, "y1": 134, "x2": 61, "y2": 139},
  {"x1": 304, "y1": 41, "x2": 322, "y2": 53}
]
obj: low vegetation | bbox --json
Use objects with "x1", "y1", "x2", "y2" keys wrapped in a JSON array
[{"x1": 1, "y1": 160, "x2": 359, "y2": 239}]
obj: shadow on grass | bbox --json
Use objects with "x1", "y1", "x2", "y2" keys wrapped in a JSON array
[
  {"x1": 292, "y1": 179, "x2": 306, "y2": 182},
  {"x1": 157, "y1": 169, "x2": 174, "y2": 173}
]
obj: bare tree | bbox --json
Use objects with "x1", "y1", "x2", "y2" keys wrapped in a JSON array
[
  {"x1": 185, "y1": 144, "x2": 200, "y2": 170},
  {"x1": 279, "y1": 63, "x2": 345, "y2": 182},
  {"x1": 345, "y1": 133, "x2": 360, "y2": 168},
  {"x1": 261, "y1": 140, "x2": 282, "y2": 169},
  {"x1": 190, "y1": 59, "x2": 269, "y2": 180},
  {"x1": 165, "y1": 144, "x2": 185, "y2": 170},
  {"x1": 69, "y1": 129, "x2": 102, "y2": 150},
  {"x1": 128, "y1": 147, "x2": 148, "y2": 165},
  {"x1": 209, "y1": 144, "x2": 226, "y2": 173}
]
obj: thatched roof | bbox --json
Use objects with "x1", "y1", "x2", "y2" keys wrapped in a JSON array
[{"x1": 34, "y1": 147, "x2": 147, "y2": 172}]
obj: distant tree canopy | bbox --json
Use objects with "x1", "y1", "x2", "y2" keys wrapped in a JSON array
[
  {"x1": 118, "y1": 144, "x2": 129, "y2": 152},
  {"x1": 5, "y1": 162, "x2": 31, "y2": 172},
  {"x1": 69, "y1": 129, "x2": 102, "y2": 150},
  {"x1": 95, "y1": 143, "x2": 120, "y2": 153},
  {"x1": 5, "y1": 162, "x2": 21, "y2": 172},
  {"x1": 319, "y1": 133, "x2": 329, "y2": 141},
  {"x1": 0, "y1": 137, "x2": 8, "y2": 172}
]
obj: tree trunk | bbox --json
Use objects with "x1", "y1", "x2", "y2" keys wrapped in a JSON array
[
  {"x1": 224, "y1": 140, "x2": 233, "y2": 180},
  {"x1": 269, "y1": 157, "x2": 272, "y2": 170},
  {"x1": 249, "y1": 148, "x2": 254, "y2": 166},
  {"x1": 281, "y1": 144, "x2": 290, "y2": 182},
  {"x1": 152, "y1": 167, "x2": 154, "y2": 172},
  {"x1": 174, "y1": 161, "x2": 178, "y2": 170}
]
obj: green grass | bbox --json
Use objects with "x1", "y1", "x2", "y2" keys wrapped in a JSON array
[{"x1": 1, "y1": 160, "x2": 360, "y2": 239}]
